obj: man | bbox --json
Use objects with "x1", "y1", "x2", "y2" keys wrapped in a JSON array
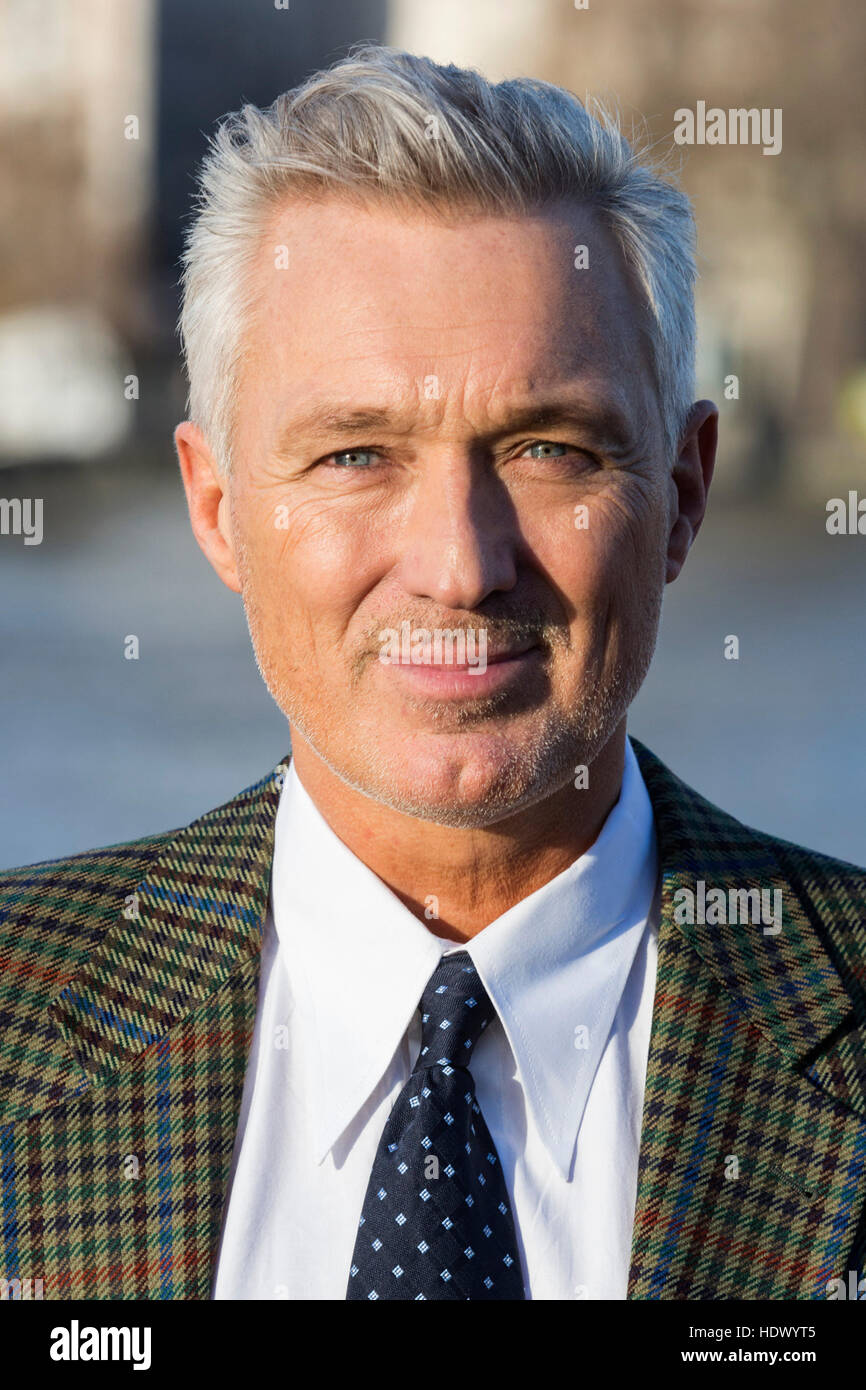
[{"x1": 1, "y1": 44, "x2": 865, "y2": 1303}]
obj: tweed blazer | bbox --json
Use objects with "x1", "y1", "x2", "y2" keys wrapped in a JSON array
[{"x1": 1, "y1": 737, "x2": 865, "y2": 1300}]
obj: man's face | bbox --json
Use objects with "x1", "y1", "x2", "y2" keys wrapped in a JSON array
[{"x1": 218, "y1": 195, "x2": 681, "y2": 827}]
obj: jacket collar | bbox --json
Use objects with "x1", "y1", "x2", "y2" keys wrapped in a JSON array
[
  {"x1": 630, "y1": 737, "x2": 856, "y2": 1070},
  {"x1": 46, "y1": 757, "x2": 288, "y2": 1089},
  {"x1": 628, "y1": 737, "x2": 866, "y2": 1298}
]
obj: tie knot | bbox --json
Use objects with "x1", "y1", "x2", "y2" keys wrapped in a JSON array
[{"x1": 414, "y1": 951, "x2": 495, "y2": 1073}]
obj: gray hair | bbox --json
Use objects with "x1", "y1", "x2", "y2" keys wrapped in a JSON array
[{"x1": 178, "y1": 43, "x2": 696, "y2": 471}]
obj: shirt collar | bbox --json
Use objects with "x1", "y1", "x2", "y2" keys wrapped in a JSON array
[
  {"x1": 466, "y1": 737, "x2": 658, "y2": 1175},
  {"x1": 270, "y1": 767, "x2": 445, "y2": 1164},
  {"x1": 270, "y1": 736, "x2": 658, "y2": 1177}
]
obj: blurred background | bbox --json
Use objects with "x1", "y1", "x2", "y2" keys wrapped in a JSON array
[{"x1": 0, "y1": 0, "x2": 864, "y2": 868}]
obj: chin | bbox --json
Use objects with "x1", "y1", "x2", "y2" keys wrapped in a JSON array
[{"x1": 343, "y1": 733, "x2": 573, "y2": 829}]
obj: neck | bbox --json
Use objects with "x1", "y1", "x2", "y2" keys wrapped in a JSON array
[{"x1": 288, "y1": 722, "x2": 629, "y2": 943}]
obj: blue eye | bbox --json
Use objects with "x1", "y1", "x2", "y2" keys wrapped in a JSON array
[
  {"x1": 331, "y1": 449, "x2": 377, "y2": 468},
  {"x1": 526, "y1": 441, "x2": 568, "y2": 458}
]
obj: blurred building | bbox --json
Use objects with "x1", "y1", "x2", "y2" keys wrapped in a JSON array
[
  {"x1": 0, "y1": 0, "x2": 155, "y2": 461},
  {"x1": 1, "y1": 0, "x2": 864, "y2": 500},
  {"x1": 0, "y1": 0, "x2": 387, "y2": 465},
  {"x1": 391, "y1": 0, "x2": 866, "y2": 502}
]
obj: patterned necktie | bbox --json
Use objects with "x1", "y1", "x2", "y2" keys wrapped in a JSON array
[{"x1": 346, "y1": 950, "x2": 525, "y2": 1300}]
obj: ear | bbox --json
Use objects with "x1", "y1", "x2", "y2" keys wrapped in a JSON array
[
  {"x1": 174, "y1": 421, "x2": 242, "y2": 594},
  {"x1": 665, "y1": 400, "x2": 718, "y2": 584}
]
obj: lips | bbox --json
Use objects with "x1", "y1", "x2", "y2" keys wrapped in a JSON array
[
  {"x1": 378, "y1": 643, "x2": 543, "y2": 703},
  {"x1": 407, "y1": 640, "x2": 539, "y2": 669},
  {"x1": 477, "y1": 640, "x2": 538, "y2": 665}
]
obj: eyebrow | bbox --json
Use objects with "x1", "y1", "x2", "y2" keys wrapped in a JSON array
[{"x1": 273, "y1": 397, "x2": 634, "y2": 455}]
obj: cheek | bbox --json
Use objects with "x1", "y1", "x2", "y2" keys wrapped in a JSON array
[
  {"x1": 242, "y1": 491, "x2": 393, "y2": 644},
  {"x1": 520, "y1": 495, "x2": 634, "y2": 619},
  {"x1": 522, "y1": 485, "x2": 665, "y2": 638}
]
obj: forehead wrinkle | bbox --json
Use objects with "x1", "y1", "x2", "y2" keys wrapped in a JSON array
[{"x1": 272, "y1": 376, "x2": 638, "y2": 456}]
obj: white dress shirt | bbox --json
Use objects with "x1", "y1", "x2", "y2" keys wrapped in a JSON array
[{"x1": 212, "y1": 736, "x2": 659, "y2": 1301}]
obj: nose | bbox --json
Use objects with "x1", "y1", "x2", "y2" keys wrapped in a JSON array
[{"x1": 395, "y1": 451, "x2": 518, "y2": 610}]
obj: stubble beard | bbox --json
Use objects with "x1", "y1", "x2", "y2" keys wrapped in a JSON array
[{"x1": 238, "y1": 581, "x2": 663, "y2": 831}]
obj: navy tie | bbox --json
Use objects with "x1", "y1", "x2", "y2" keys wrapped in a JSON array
[{"x1": 346, "y1": 951, "x2": 526, "y2": 1300}]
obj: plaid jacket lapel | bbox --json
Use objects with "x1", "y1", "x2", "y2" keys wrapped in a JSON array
[
  {"x1": 628, "y1": 737, "x2": 866, "y2": 1299},
  {"x1": 4, "y1": 756, "x2": 287, "y2": 1300}
]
